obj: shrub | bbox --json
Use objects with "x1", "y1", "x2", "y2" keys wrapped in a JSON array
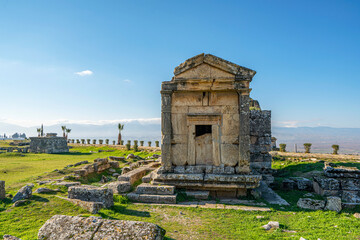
[
  {"x1": 99, "y1": 139, "x2": 104, "y2": 144},
  {"x1": 120, "y1": 140, "x2": 124, "y2": 145},
  {"x1": 81, "y1": 139, "x2": 85, "y2": 144},
  {"x1": 155, "y1": 141, "x2": 160, "y2": 147},
  {"x1": 134, "y1": 143, "x2": 139, "y2": 152},
  {"x1": 140, "y1": 141, "x2": 144, "y2": 146},
  {"x1": 76, "y1": 139, "x2": 80, "y2": 144},
  {"x1": 134, "y1": 140, "x2": 138, "y2": 146},
  {"x1": 105, "y1": 139, "x2": 109, "y2": 145},
  {"x1": 92, "y1": 139, "x2": 96, "y2": 144},
  {"x1": 86, "y1": 139, "x2": 91, "y2": 144},
  {"x1": 127, "y1": 140, "x2": 131, "y2": 145},
  {"x1": 332, "y1": 144, "x2": 339, "y2": 155},
  {"x1": 125, "y1": 143, "x2": 131, "y2": 151},
  {"x1": 304, "y1": 143, "x2": 312, "y2": 153},
  {"x1": 148, "y1": 141, "x2": 151, "y2": 147},
  {"x1": 279, "y1": 143, "x2": 286, "y2": 152},
  {"x1": 71, "y1": 139, "x2": 75, "y2": 143},
  {"x1": 112, "y1": 140, "x2": 116, "y2": 145}
]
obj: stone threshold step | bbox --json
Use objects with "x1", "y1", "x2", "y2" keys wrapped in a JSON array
[
  {"x1": 185, "y1": 190, "x2": 209, "y2": 200},
  {"x1": 136, "y1": 183, "x2": 175, "y2": 195},
  {"x1": 127, "y1": 192, "x2": 177, "y2": 204}
]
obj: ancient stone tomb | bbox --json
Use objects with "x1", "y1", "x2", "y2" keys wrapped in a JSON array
[
  {"x1": 30, "y1": 133, "x2": 69, "y2": 154},
  {"x1": 153, "y1": 53, "x2": 272, "y2": 198}
]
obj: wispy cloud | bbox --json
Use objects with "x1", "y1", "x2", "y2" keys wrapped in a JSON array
[
  {"x1": 0, "y1": 118, "x2": 161, "y2": 127},
  {"x1": 123, "y1": 79, "x2": 131, "y2": 83},
  {"x1": 75, "y1": 70, "x2": 93, "y2": 76},
  {"x1": 273, "y1": 118, "x2": 324, "y2": 128}
]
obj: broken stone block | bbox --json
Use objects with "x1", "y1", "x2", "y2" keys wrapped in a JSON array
[
  {"x1": 313, "y1": 177, "x2": 340, "y2": 196},
  {"x1": 325, "y1": 196, "x2": 342, "y2": 212},
  {"x1": 185, "y1": 190, "x2": 209, "y2": 200},
  {"x1": 105, "y1": 181, "x2": 131, "y2": 194},
  {"x1": 3, "y1": 235, "x2": 21, "y2": 240},
  {"x1": 289, "y1": 177, "x2": 313, "y2": 191},
  {"x1": 0, "y1": 180, "x2": 5, "y2": 199},
  {"x1": 58, "y1": 197, "x2": 104, "y2": 214},
  {"x1": 53, "y1": 182, "x2": 81, "y2": 188},
  {"x1": 297, "y1": 198, "x2": 325, "y2": 210},
  {"x1": 38, "y1": 215, "x2": 166, "y2": 240},
  {"x1": 68, "y1": 185, "x2": 113, "y2": 208},
  {"x1": 109, "y1": 161, "x2": 119, "y2": 169},
  {"x1": 35, "y1": 188, "x2": 59, "y2": 194},
  {"x1": 342, "y1": 191, "x2": 360, "y2": 203},
  {"x1": 282, "y1": 178, "x2": 295, "y2": 190},
  {"x1": 12, "y1": 185, "x2": 33, "y2": 203},
  {"x1": 127, "y1": 192, "x2": 176, "y2": 204}
]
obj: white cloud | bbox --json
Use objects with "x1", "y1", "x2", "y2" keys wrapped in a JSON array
[
  {"x1": 75, "y1": 70, "x2": 93, "y2": 76},
  {"x1": 0, "y1": 118, "x2": 161, "y2": 127},
  {"x1": 123, "y1": 79, "x2": 131, "y2": 83}
]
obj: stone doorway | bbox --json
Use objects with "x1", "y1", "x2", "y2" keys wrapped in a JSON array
[{"x1": 195, "y1": 125, "x2": 213, "y2": 165}]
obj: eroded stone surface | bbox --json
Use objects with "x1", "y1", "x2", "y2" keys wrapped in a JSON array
[
  {"x1": 325, "y1": 196, "x2": 342, "y2": 212},
  {"x1": 30, "y1": 137, "x2": 68, "y2": 153},
  {"x1": 68, "y1": 185, "x2": 113, "y2": 208},
  {"x1": 105, "y1": 181, "x2": 131, "y2": 194},
  {"x1": 0, "y1": 180, "x2": 5, "y2": 199},
  {"x1": 38, "y1": 215, "x2": 166, "y2": 240},
  {"x1": 297, "y1": 198, "x2": 325, "y2": 210},
  {"x1": 12, "y1": 185, "x2": 32, "y2": 203}
]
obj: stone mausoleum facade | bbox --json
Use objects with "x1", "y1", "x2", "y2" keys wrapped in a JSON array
[
  {"x1": 30, "y1": 133, "x2": 69, "y2": 154},
  {"x1": 153, "y1": 54, "x2": 272, "y2": 198}
]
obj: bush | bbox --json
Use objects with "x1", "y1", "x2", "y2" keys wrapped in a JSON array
[
  {"x1": 86, "y1": 139, "x2": 91, "y2": 144},
  {"x1": 155, "y1": 141, "x2": 159, "y2": 147},
  {"x1": 127, "y1": 140, "x2": 131, "y2": 145},
  {"x1": 120, "y1": 140, "x2": 124, "y2": 145},
  {"x1": 279, "y1": 143, "x2": 286, "y2": 152},
  {"x1": 125, "y1": 143, "x2": 131, "y2": 151},
  {"x1": 148, "y1": 141, "x2": 151, "y2": 147},
  {"x1": 76, "y1": 139, "x2": 80, "y2": 144},
  {"x1": 134, "y1": 140, "x2": 138, "y2": 146},
  {"x1": 99, "y1": 139, "x2": 104, "y2": 144},
  {"x1": 71, "y1": 139, "x2": 75, "y2": 143},
  {"x1": 81, "y1": 139, "x2": 85, "y2": 144},
  {"x1": 92, "y1": 139, "x2": 96, "y2": 144},
  {"x1": 332, "y1": 144, "x2": 339, "y2": 155},
  {"x1": 140, "y1": 141, "x2": 144, "y2": 146},
  {"x1": 105, "y1": 139, "x2": 109, "y2": 145},
  {"x1": 304, "y1": 143, "x2": 312, "y2": 153},
  {"x1": 112, "y1": 140, "x2": 116, "y2": 145},
  {"x1": 134, "y1": 144, "x2": 139, "y2": 152}
]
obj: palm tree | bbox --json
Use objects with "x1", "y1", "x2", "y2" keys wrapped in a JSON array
[
  {"x1": 61, "y1": 126, "x2": 67, "y2": 138},
  {"x1": 65, "y1": 128, "x2": 71, "y2": 140},
  {"x1": 36, "y1": 128, "x2": 41, "y2": 137},
  {"x1": 117, "y1": 123, "x2": 124, "y2": 145},
  {"x1": 304, "y1": 143, "x2": 312, "y2": 153}
]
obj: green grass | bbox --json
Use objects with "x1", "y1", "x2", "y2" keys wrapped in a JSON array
[
  {"x1": 0, "y1": 145, "x2": 160, "y2": 189},
  {"x1": 1, "y1": 146, "x2": 360, "y2": 239}
]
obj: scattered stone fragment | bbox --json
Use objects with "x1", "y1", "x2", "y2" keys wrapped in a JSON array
[
  {"x1": 303, "y1": 193, "x2": 314, "y2": 197},
  {"x1": 258, "y1": 182, "x2": 289, "y2": 205},
  {"x1": 57, "y1": 196, "x2": 104, "y2": 214},
  {"x1": 53, "y1": 182, "x2": 80, "y2": 188},
  {"x1": 127, "y1": 154, "x2": 135, "y2": 159},
  {"x1": 262, "y1": 224, "x2": 271, "y2": 230},
  {"x1": 109, "y1": 161, "x2": 119, "y2": 169},
  {"x1": 100, "y1": 175, "x2": 108, "y2": 183},
  {"x1": 262, "y1": 221, "x2": 279, "y2": 230},
  {"x1": 34, "y1": 188, "x2": 60, "y2": 194},
  {"x1": 353, "y1": 213, "x2": 360, "y2": 218},
  {"x1": 112, "y1": 173, "x2": 120, "y2": 178},
  {"x1": 74, "y1": 161, "x2": 89, "y2": 166},
  {"x1": 0, "y1": 180, "x2": 5, "y2": 199},
  {"x1": 108, "y1": 168, "x2": 116, "y2": 173},
  {"x1": 12, "y1": 199, "x2": 29, "y2": 207},
  {"x1": 12, "y1": 185, "x2": 33, "y2": 203},
  {"x1": 109, "y1": 156, "x2": 126, "y2": 161},
  {"x1": 325, "y1": 196, "x2": 342, "y2": 212},
  {"x1": 3, "y1": 235, "x2": 21, "y2": 240},
  {"x1": 256, "y1": 216, "x2": 264, "y2": 219},
  {"x1": 37, "y1": 180, "x2": 53, "y2": 185},
  {"x1": 282, "y1": 178, "x2": 295, "y2": 190},
  {"x1": 37, "y1": 215, "x2": 166, "y2": 240},
  {"x1": 289, "y1": 177, "x2": 313, "y2": 191},
  {"x1": 297, "y1": 198, "x2": 325, "y2": 210}
]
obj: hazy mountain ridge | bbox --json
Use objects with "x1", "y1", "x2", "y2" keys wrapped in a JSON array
[{"x1": 0, "y1": 122, "x2": 359, "y2": 154}]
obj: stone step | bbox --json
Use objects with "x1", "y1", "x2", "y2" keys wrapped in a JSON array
[
  {"x1": 127, "y1": 193, "x2": 177, "y2": 204},
  {"x1": 185, "y1": 190, "x2": 209, "y2": 200},
  {"x1": 136, "y1": 183, "x2": 175, "y2": 195}
]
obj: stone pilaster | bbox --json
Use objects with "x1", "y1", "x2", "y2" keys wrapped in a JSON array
[
  {"x1": 237, "y1": 91, "x2": 251, "y2": 173},
  {"x1": 161, "y1": 90, "x2": 173, "y2": 171}
]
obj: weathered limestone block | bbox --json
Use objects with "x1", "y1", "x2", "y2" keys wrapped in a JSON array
[
  {"x1": 109, "y1": 156, "x2": 125, "y2": 161},
  {"x1": 220, "y1": 144, "x2": 239, "y2": 167},
  {"x1": 313, "y1": 176, "x2": 340, "y2": 196},
  {"x1": 12, "y1": 185, "x2": 33, "y2": 203},
  {"x1": 342, "y1": 191, "x2": 360, "y2": 203},
  {"x1": 0, "y1": 180, "x2": 5, "y2": 199},
  {"x1": 297, "y1": 198, "x2": 325, "y2": 210},
  {"x1": 127, "y1": 192, "x2": 177, "y2": 204},
  {"x1": 185, "y1": 190, "x2": 209, "y2": 200},
  {"x1": 339, "y1": 179, "x2": 360, "y2": 191},
  {"x1": 35, "y1": 188, "x2": 59, "y2": 194},
  {"x1": 212, "y1": 165, "x2": 235, "y2": 175},
  {"x1": 282, "y1": 179, "x2": 296, "y2": 190},
  {"x1": 185, "y1": 165, "x2": 206, "y2": 174},
  {"x1": 68, "y1": 185, "x2": 113, "y2": 208},
  {"x1": 53, "y1": 182, "x2": 81, "y2": 188},
  {"x1": 109, "y1": 161, "x2": 119, "y2": 169},
  {"x1": 38, "y1": 215, "x2": 166, "y2": 240},
  {"x1": 155, "y1": 173, "x2": 204, "y2": 181},
  {"x1": 59, "y1": 196, "x2": 104, "y2": 214},
  {"x1": 325, "y1": 196, "x2": 342, "y2": 212},
  {"x1": 289, "y1": 177, "x2": 313, "y2": 191},
  {"x1": 136, "y1": 183, "x2": 175, "y2": 195},
  {"x1": 118, "y1": 166, "x2": 150, "y2": 185},
  {"x1": 170, "y1": 143, "x2": 187, "y2": 165},
  {"x1": 250, "y1": 161, "x2": 272, "y2": 170},
  {"x1": 3, "y1": 235, "x2": 21, "y2": 240},
  {"x1": 105, "y1": 181, "x2": 131, "y2": 194}
]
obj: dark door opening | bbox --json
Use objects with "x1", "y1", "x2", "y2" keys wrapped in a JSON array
[{"x1": 195, "y1": 125, "x2": 212, "y2": 137}]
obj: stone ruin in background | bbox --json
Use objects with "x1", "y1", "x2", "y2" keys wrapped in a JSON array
[
  {"x1": 151, "y1": 53, "x2": 273, "y2": 198},
  {"x1": 30, "y1": 132, "x2": 69, "y2": 154}
]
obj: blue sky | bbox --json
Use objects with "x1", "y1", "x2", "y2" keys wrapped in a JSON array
[{"x1": 0, "y1": 0, "x2": 359, "y2": 128}]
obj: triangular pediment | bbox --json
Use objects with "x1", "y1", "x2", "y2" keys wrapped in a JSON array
[{"x1": 173, "y1": 53, "x2": 256, "y2": 80}]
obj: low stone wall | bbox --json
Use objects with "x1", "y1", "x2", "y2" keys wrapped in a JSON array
[
  {"x1": 313, "y1": 162, "x2": 360, "y2": 208},
  {"x1": 250, "y1": 110, "x2": 273, "y2": 183},
  {"x1": 68, "y1": 185, "x2": 113, "y2": 208},
  {"x1": 74, "y1": 158, "x2": 119, "y2": 178},
  {"x1": 30, "y1": 137, "x2": 69, "y2": 153},
  {"x1": 271, "y1": 151, "x2": 360, "y2": 161}
]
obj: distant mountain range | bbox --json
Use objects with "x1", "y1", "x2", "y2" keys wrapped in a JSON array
[{"x1": 0, "y1": 121, "x2": 359, "y2": 154}]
